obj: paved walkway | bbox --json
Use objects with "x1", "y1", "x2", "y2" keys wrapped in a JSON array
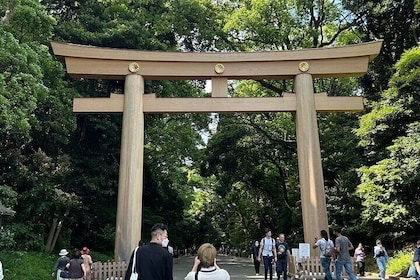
[
  {"x1": 173, "y1": 254, "x2": 265, "y2": 280},
  {"x1": 173, "y1": 255, "x2": 385, "y2": 280}
]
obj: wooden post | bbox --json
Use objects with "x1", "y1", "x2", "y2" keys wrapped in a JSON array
[
  {"x1": 114, "y1": 74, "x2": 144, "y2": 261},
  {"x1": 295, "y1": 73, "x2": 329, "y2": 257}
]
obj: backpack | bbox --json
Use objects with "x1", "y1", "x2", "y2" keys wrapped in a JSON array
[
  {"x1": 261, "y1": 238, "x2": 275, "y2": 251},
  {"x1": 324, "y1": 240, "x2": 334, "y2": 257}
]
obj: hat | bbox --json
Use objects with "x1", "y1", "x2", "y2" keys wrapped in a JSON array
[
  {"x1": 82, "y1": 247, "x2": 90, "y2": 254},
  {"x1": 59, "y1": 249, "x2": 69, "y2": 256}
]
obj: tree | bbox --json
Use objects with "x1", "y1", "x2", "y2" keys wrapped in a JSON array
[
  {"x1": 344, "y1": 0, "x2": 420, "y2": 100},
  {"x1": 0, "y1": 0, "x2": 77, "y2": 250},
  {"x1": 356, "y1": 46, "x2": 420, "y2": 240},
  {"x1": 200, "y1": 0, "x2": 369, "y2": 245}
]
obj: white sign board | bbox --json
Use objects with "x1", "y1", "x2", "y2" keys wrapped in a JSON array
[{"x1": 299, "y1": 243, "x2": 311, "y2": 261}]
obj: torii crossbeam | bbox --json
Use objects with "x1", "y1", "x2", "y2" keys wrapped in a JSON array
[{"x1": 52, "y1": 40, "x2": 382, "y2": 261}]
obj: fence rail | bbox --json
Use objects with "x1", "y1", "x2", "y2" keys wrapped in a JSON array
[
  {"x1": 295, "y1": 256, "x2": 358, "y2": 279},
  {"x1": 91, "y1": 261, "x2": 127, "y2": 280}
]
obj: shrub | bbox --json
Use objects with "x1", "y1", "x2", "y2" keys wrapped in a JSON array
[
  {"x1": 387, "y1": 249, "x2": 414, "y2": 276},
  {"x1": 0, "y1": 229, "x2": 16, "y2": 249},
  {"x1": 0, "y1": 250, "x2": 114, "y2": 280}
]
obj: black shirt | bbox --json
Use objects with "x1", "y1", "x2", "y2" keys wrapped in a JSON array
[{"x1": 125, "y1": 243, "x2": 173, "y2": 280}]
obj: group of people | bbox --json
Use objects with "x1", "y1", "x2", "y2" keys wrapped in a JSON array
[
  {"x1": 251, "y1": 227, "x2": 420, "y2": 280},
  {"x1": 50, "y1": 224, "x2": 420, "y2": 280},
  {"x1": 312, "y1": 228, "x2": 406, "y2": 280},
  {"x1": 52, "y1": 247, "x2": 93, "y2": 280},
  {"x1": 251, "y1": 228, "x2": 292, "y2": 280},
  {"x1": 124, "y1": 223, "x2": 230, "y2": 280},
  {"x1": 313, "y1": 228, "x2": 393, "y2": 280}
]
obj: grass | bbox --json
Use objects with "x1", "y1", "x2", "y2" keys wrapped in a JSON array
[
  {"x1": 0, "y1": 250, "x2": 113, "y2": 280},
  {"x1": 1, "y1": 251, "x2": 56, "y2": 280}
]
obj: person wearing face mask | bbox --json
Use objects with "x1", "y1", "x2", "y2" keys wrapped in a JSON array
[
  {"x1": 251, "y1": 240, "x2": 261, "y2": 276},
  {"x1": 124, "y1": 223, "x2": 173, "y2": 280}
]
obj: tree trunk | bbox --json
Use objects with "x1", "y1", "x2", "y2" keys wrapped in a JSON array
[{"x1": 45, "y1": 218, "x2": 58, "y2": 252}]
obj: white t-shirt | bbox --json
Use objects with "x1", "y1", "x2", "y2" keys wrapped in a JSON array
[
  {"x1": 261, "y1": 237, "x2": 275, "y2": 257},
  {"x1": 185, "y1": 267, "x2": 230, "y2": 280},
  {"x1": 315, "y1": 238, "x2": 334, "y2": 258}
]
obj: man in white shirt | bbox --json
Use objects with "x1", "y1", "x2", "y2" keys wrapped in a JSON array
[{"x1": 258, "y1": 228, "x2": 277, "y2": 280}]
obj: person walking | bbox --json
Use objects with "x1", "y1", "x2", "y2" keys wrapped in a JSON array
[
  {"x1": 184, "y1": 243, "x2": 230, "y2": 280},
  {"x1": 258, "y1": 228, "x2": 277, "y2": 280},
  {"x1": 333, "y1": 228, "x2": 358, "y2": 280},
  {"x1": 0, "y1": 259, "x2": 4, "y2": 280},
  {"x1": 251, "y1": 240, "x2": 261, "y2": 275},
  {"x1": 354, "y1": 243, "x2": 366, "y2": 276},
  {"x1": 275, "y1": 233, "x2": 291, "y2": 280},
  {"x1": 125, "y1": 223, "x2": 173, "y2": 280},
  {"x1": 414, "y1": 240, "x2": 420, "y2": 280},
  {"x1": 81, "y1": 247, "x2": 93, "y2": 280},
  {"x1": 313, "y1": 230, "x2": 334, "y2": 280},
  {"x1": 52, "y1": 248, "x2": 70, "y2": 280},
  {"x1": 374, "y1": 240, "x2": 389, "y2": 280},
  {"x1": 66, "y1": 248, "x2": 86, "y2": 280}
]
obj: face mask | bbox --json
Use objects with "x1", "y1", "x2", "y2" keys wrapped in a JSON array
[{"x1": 162, "y1": 238, "x2": 169, "y2": 247}]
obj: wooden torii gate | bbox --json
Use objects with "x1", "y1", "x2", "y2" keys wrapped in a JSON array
[{"x1": 51, "y1": 40, "x2": 382, "y2": 261}]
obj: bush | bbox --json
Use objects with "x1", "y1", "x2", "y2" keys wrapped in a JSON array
[
  {"x1": 387, "y1": 249, "x2": 414, "y2": 276},
  {"x1": 0, "y1": 229, "x2": 16, "y2": 249},
  {"x1": 0, "y1": 251, "x2": 56, "y2": 280},
  {"x1": 0, "y1": 250, "x2": 114, "y2": 280}
]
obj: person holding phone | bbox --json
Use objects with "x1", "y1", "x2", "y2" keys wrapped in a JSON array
[{"x1": 184, "y1": 243, "x2": 230, "y2": 280}]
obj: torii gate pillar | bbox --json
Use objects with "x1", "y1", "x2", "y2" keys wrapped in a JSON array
[
  {"x1": 115, "y1": 74, "x2": 144, "y2": 262},
  {"x1": 295, "y1": 73, "x2": 328, "y2": 250}
]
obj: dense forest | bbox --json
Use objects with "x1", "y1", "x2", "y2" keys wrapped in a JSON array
[{"x1": 0, "y1": 0, "x2": 419, "y2": 256}]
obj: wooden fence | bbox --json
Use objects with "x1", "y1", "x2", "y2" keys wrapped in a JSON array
[
  {"x1": 296, "y1": 256, "x2": 358, "y2": 279},
  {"x1": 91, "y1": 261, "x2": 127, "y2": 280}
]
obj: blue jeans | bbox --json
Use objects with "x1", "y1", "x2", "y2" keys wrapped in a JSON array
[
  {"x1": 376, "y1": 256, "x2": 387, "y2": 279},
  {"x1": 335, "y1": 259, "x2": 358, "y2": 280},
  {"x1": 276, "y1": 259, "x2": 288, "y2": 280},
  {"x1": 321, "y1": 257, "x2": 333, "y2": 280}
]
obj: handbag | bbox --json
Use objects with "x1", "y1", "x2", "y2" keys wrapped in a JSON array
[
  {"x1": 60, "y1": 269, "x2": 70, "y2": 278},
  {"x1": 130, "y1": 247, "x2": 139, "y2": 280},
  {"x1": 407, "y1": 263, "x2": 416, "y2": 278}
]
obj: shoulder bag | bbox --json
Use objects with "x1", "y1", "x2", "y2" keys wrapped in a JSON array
[{"x1": 130, "y1": 247, "x2": 139, "y2": 280}]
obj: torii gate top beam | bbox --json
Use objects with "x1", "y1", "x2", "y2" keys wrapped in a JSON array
[{"x1": 51, "y1": 41, "x2": 382, "y2": 80}]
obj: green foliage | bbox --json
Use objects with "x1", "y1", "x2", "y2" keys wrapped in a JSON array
[
  {"x1": 345, "y1": 0, "x2": 420, "y2": 100},
  {"x1": 6, "y1": 0, "x2": 56, "y2": 43},
  {"x1": 0, "y1": 184, "x2": 17, "y2": 207},
  {"x1": 0, "y1": 1, "x2": 77, "y2": 251},
  {"x1": 223, "y1": 0, "x2": 359, "y2": 50},
  {"x1": 0, "y1": 250, "x2": 113, "y2": 279},
  {"x1": 387, "y1": 249, "x2": 415, "y2": 276},
  {"x1": 356, "y1": 46, "x2": 420, "y2": 237},
  {"x1": 0, "y1": 229, "x2": 16, "y2": 250},
  {"x1": 170, "y1": 0, "x2": 231, "y2": 51},
  {"x1": 0, "y1": 251, "x2": 56, "y2": 280}
]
